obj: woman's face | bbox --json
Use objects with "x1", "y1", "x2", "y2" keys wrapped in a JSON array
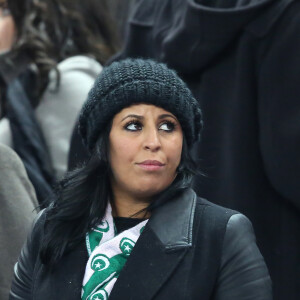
[
  {"x1": 109, "y1": 104, "x2": 183, "y2": 200},
  {"x1": 0, "y1": 1, "x2": 15, "y2": 52}
]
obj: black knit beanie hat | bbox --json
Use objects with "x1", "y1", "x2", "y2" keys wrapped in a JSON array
[{"x1": 79, "y1": 58, "x2": 202, "y2": 151}]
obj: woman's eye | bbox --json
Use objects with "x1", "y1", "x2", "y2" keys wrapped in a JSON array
[
  {"x1": 159, "y1": 121, "x2": 175, "y2": 132},
  {"x1": 125, "y1": 121, "x2": 142, "y2": 131}
]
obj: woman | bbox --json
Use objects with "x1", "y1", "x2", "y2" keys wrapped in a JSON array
[
  {"x1": 10, "y1": 59, "x2": 272, "y2": 299},
  {"x1": 0, "y1": 0, "x2": 119, "y2": 204}
]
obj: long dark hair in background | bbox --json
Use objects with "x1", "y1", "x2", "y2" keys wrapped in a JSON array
[
  {"x1": 7, "y1": 0, "x2": 120, "y2": 99},
  {"x1": 40, "y1": 123, "x2": 199, "y2": 266}
]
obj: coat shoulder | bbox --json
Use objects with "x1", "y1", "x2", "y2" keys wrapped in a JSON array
[
  {"x1": 192, "y1": 196, "x2": 242, "y2": 249},
  {"x1": 195, "y1": 196, "x2": 239, "y2": 220}
]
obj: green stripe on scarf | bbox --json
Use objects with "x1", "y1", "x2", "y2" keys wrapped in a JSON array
[{"x1": 82, "y1": 204, "x2": 148, "y2": 299}]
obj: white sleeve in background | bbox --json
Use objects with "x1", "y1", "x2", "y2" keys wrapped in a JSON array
[
  {"x1": 0, "y1": 117, "x2": 13, "y2": 148},
  {"x1": 35, "y1": 56, "x2": 102, "y2": 179}
]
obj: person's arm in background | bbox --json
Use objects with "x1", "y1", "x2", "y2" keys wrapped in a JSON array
[
  {"x1": 35, "y1": 56, "x2": 102, "y2": 178},
  {"x1": 0, "y1": 117, "x2": 12, "y2": 146},
  {"x1": 0, "y1": 144, "x2": 38, "y2": 299},
  {"x1": 9, "y1": 209, "x2": 46, "y2": 300},
  {"x1": 258, "y1": 1, "x2": 300, "y2": 210}
]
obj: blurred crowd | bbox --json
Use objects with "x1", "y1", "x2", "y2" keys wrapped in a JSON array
[{"x1": 0, "y1": 0, "x2": 299, "y2": 299}]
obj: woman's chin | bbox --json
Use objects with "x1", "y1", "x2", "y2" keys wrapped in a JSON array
[
  {"x1": 131, "y1": 185, "x2": 168, "y2": 200},
  {"x1": 129, "y1": 176, "x2": 176, "y2": 199}
]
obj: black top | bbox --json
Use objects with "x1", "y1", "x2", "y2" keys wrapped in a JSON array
[{"x1": 114, "y1": 217, "x2": 146, "y2": 234}]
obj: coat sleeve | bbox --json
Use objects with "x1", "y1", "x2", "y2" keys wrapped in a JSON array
[
  {"x1": 258, "y1": 2, "x2": 300, "y2": 210},
  {"x1": 0, "y1": 145, "x2": 38, "y2": 300},
  {"x1": 35, "y1": 56, "x2": 102, "y2": 178},
  {"x1": 0, "y1": 117, "x2": 13, "y2": 147},
  {"x1": 9, "y1": 210, "x2": 45, "y2": 300},
  {"x1": 213, "y1": 214, "x2": 272, "y2": 300}
]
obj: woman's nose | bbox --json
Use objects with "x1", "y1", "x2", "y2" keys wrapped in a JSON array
[{"x1": 143, "y1": 129, "x2": 161, "y2": 151}]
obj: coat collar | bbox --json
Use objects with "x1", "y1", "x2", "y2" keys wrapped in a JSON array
[
  {"x1": 147, "y1": 188, "x2": 196, "y2": 251},
  {"x1": 0, "y1": 52, "x2": 31, "y2": 85},
  {"x1": 109, "y1": 188, "x2": 197, "y2": 300}
]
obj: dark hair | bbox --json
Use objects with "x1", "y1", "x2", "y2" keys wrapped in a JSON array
[
  {"x1": 7, "y1": 0, "x2": 119, "y2": 98},
  {"x1": 40, "y1": 124, "x2": 198, "y2": 266}
]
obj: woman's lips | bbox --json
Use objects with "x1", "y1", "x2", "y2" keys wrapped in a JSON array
[{"x1": 137, "y1": 160, "x2": 165, "y2": 171}]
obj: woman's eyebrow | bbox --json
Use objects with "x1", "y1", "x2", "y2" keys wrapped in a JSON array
[
  {"x1": 121, "y1": 114, "x2": 144, "y2": 122},
  {"x1": 158, "y1": 114, "x2": 178, "y2": 121}
]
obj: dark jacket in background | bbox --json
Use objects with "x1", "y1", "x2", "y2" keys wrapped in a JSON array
[
  {"x1": 107, "y1": 0, "x2": 137, "y2": 39},
  {"x1": 6, "y1": 73, "x2": 55, "y2": 206},
  {"x1": 0, "y1": 144, "x2": 38, "y2": 299},
  {"x1": 10, "y1": 189, "x2": 272, "y2": 299},
  {"x1": 0, "y1": 53, "x2": 55, "y2": 206},
  {"x1": 108, "y1": 0, "x2": 300, "y2": 299}
]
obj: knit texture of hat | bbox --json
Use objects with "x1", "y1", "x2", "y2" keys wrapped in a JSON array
[{"x1": 79, "y1": 59, "x2": 202, "y2": 151}]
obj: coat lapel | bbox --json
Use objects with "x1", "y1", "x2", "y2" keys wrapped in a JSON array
[{"x1": 109, "y1": 189, "x2": 197, "y2": 300}]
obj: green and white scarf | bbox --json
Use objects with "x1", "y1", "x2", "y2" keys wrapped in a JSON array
[{"x1": 81, "y1": 204, "x2": 148, "y2": 300}]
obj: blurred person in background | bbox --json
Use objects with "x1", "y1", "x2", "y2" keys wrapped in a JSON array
[
  {"x1": 0, "y1": 0, "x2": 119, "y2": 205},
  {"x1": 68, "y1": 0, "x2": 299, "y2": 299},
  {"x1": 107, "y1": 0, "x2": 137, "y2": 38},
  {"x1": 0, "y1": 143, "x2": 38, "y2": 299}
]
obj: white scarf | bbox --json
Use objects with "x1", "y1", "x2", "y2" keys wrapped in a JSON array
[{"x1": 82, "y1": 204, "x2": 148, "y2": 300}]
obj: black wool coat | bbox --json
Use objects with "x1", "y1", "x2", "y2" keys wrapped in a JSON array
[
  {"x1": 106, "y1": 0, "x2": 300, "y2": 299},
  {"x1": 10, "y1": 189, "x2": 271, "y2": 299}
]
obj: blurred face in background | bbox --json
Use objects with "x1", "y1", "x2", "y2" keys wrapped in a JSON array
[{"x1": 0, "y1": 1, "x2": 15, "y2": 52}]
